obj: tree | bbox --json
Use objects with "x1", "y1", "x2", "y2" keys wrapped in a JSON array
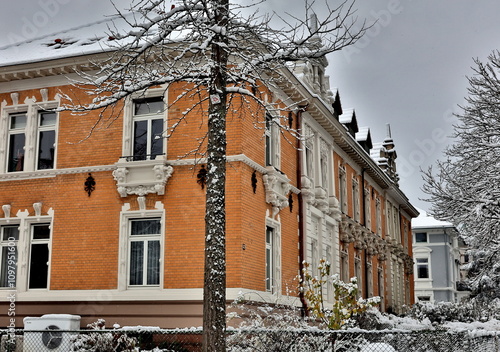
[
  {"x1": 422, "y1": 50, "x2": 500, "y2": 300},
  {"x1": 62, "y1": 0, "x2": 367, "y2": 350}
]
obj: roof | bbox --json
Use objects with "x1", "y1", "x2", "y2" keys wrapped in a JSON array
[
  {"x1": 412, "y1": 207, "x2": 453, "y2": 229},
  {"x1": 0, "y1": 15, "x2": 126, "y2": 68}
]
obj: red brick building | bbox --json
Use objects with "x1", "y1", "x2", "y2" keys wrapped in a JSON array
[{"x1": 0, "y1": 19, "x2": 417, "y2": 328}]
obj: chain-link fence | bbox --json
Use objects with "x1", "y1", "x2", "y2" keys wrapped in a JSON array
[{"x1": 0, "y1": 328, "x2": 499, "y2": 351}]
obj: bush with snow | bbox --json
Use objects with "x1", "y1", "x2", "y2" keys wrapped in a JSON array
[
  {"x1": 71, "y1": 319, "x2": 137, "y2": 352},
  {"x1": 299, "y1": 259, "x2": 380, "y2": 330}
]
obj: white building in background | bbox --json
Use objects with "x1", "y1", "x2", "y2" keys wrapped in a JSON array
[{"x1": 411, "y1": 209, "x2": 470, "y2": 303}]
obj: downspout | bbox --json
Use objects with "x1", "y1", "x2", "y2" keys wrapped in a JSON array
[
  {"x1": 361, "y1": 168, "x2": 369, "y2": 298},
  {"x1": 296, "y1": 104, "x2": 308, "y2": 317}
]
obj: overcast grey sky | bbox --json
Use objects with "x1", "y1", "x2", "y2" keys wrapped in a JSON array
[{"x1": 1, "y1": 0, "x2": 499, "y2": 211}]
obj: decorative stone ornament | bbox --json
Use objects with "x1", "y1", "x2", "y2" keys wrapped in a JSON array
[
  {"x1": 113, "y1": 158, "x2": 173, "y2": 197},
  {"x1": 2, "y1": 204, "x2": 11, "y2": 218},
  {"x1": 33, "y1": 202, "x2": 42, "y2": 217},
  {"x1": 262, "y1": 167, "x2": 291, "y2": 217}
]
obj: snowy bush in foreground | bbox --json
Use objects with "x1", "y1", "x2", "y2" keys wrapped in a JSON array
[
  {"x1": 299, "y1": 259, "x2": 380, "y2": 330},
  {"x1": 410, "y1": 299, "x2": 500, "y2": 325},
  {"x1": 72, "y1": 319, "x2": 137, "y2": 352}
]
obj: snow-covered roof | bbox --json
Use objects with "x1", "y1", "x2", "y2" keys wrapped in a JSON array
[
  {"x1": 339, "y1": 108, "x2": 355, "y2": 124},
  {"x1": 0, "y1": 16, "x2": 126, "y2": 68},
  {"x1": 412, "y1": 207, "x2": 453, "y2": 229},
  {"x1": 356, "y1": 126, "x2": 370, "y2": 142}
]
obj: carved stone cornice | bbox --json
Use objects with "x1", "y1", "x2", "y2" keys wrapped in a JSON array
[
  {"x1": 300, "y1": 175, "x2": 316, "y2": 205},
  {"x1": 263, "y1": 167, "x2": 291, "y2": 216},
  {"x1": 314, "y1": 186, "x2": 330, "y2": 214},
  {"x1": 403, "y1": 254, "x2": 414, "y2": 275},
  {"x1": 112, "y1": 157, "x2": 173, "y2": 197},
  {"x1": 329, "y1": 196, "x2": 342, "y2": 221},
  {"x1": 340, "y1": 216, "x2": 356, "y2": 243},
  {"x1": 376, "y1": 237, "x2": 389, "y2": 261},
  {"x1": 365, "y1": 234, "x2": 379, "y2": 256},
  {"x1": 353, "y1": 224, "x2": 367, "y2": 250}
]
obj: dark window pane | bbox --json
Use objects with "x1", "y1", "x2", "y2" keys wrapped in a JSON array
[
  {"x1": 417, "y1": 266, "x2": 429, "y2": 279},
  {"x1": 131, "y1": 219, "x2": 161, "y2": 236},
  {"x1": 38, "y1": 130, "x2": 55, "y2": 169},
  {"x1": 10, "y1": 114, "x2": 27, "y2": 129},
  {"x1": 33, "y1": 225, "x2": 51, "y2": 240},
  {"x1": 0, "y1": 246, "x2": 17, "y2": 287},
  {"x1": 2, "y1": 226, "x2": 19, "y2": 241},
  {"x1": 29, "y1": 243, "x2": 49, "y2": 289},
  {"x1": 147, "y1": 241, "x2": 160, "y2": 285},
  {"x1": 415, "y1": 233, "x2": 427, "y2": 242},
  {"x1": 150, "y1": 118, "x2": 164, "y2": 158},
  {"x1": 134, "y1": 97, "x2": 164, "y2": 115},
  {"x1": 133, "y1": 120, "x2": 148, "y2": 160},
  {"x1": 129, "y1": 241, "x2": 144, "y2": 285},
  {"x1": 8, "y1": 134, "x2": 25, "y2": 172},
  {"x1": 39, "y1": 111, "x2": 57, "y2": 126}
]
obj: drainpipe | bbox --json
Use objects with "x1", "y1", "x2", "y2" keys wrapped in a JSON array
[{"x1": 296, "y1": 104, "x2": 308, "y2": 317}]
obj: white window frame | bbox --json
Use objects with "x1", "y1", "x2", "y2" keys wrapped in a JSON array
[
  {"x1": 414, "y1": 232, "x2": 428, "y2": 243},
  {"x1": 339, "y1": 165, "x2": 347, "y2": 213},
  {"x1": 375, "y1": 197, "x2": 382, "y2": 236},
  {"x1": 319, "y1": 139, "x2": 329, "y2": 190},
  {"x1": 118, "y1": 205, "x2": 165, "y2": 291},
  {"x1": 265, "y1": 218, "x2": 281, "y2": 294},
  {"x1": 122, "y1": 88, "x2": 167, "y2": 161},
  {"x1": 352, "y1": 178, "x2": 360, "y2": 222},
  {"x1": 364, "y1": 187, "x2": 371, "y2": 231},
  {"x1": 377, "y1": 266, "x2": 385, "y2": 310},
  {"x1": 1, "y1": 98, "x2": 59, "y2": 173},
  {"x1": 304, "y1": 125, "x2": 314, "y2": 182},
  {"x1": 27, "y1": 222, "x2": 52, "y2": 290},
  {"x1": 0, "y1": 210, "x2": 54, "y2": 293},
  {"x1": 355, "y1": 255, "x2": 363, "y2": 296},
  {"x1": 265, "y1": 113, "x2": 281, "y2": 169},
  {"x1": 0, "y1": 225, "x2": 19, "y2": 288},
  {"x1": 414, "y1": 248, "x2": 433, "y2": 281},
  {"x1": 35, "y1": 110, "x2": 58, "y2": 170},
  {"x1": 127, "y1": 217, "x2": 164, "y2": 288},
  {"x1": 340, "y1": 247, "x2": 349, "y2": 282}
]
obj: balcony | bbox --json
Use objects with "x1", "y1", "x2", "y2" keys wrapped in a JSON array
[{"x1": 112, "y1": 156, "x2": 173, "y2": 197}]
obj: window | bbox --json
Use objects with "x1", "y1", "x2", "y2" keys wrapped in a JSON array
[
  {"x1": 339, "y1": 166, "x2": 347, "y2": 213},
  {"x1": 418, "y1": 296, "x2": 431, "y2": 302},
  {"x1": 28, "y1": 224, "x2": 51, "y2": 289},
  {"x1": 305, "y1": 140, "x2": 314, "y2": 180},
  {"x1": 265, "y1": 113, "x2": 280, "y2": 168},
  {"x1": 355, "y1": 256, "x2": 363, "y2": 296},
  {"x1": 132, "y1": 97, "x2": 165, "y2": 161},
  {"x1": 367, "y1": 262, "x2": 373, "y2": 297},
  {"x1": 7, "y1": 113, "x2": 27, "y2": 172},
  {"x1": 375, "y1": 198, "x2": 381, "y2": 235},
  {"x1": 319, "y1": 139, "x2": 329, "y2": 189},
  {"x1": 265, "y1": 226, "x2": 275, "y2": 292},
  {"x1": 352, "y1": 179, "x2": 360, "y2": 222},
  {"x1": 340, "y1": 248, "x2": 349, "y2": 282},
  {"x1": 0, "y1": 225, "x2": 19, "y2": 288},
  {"x1": 377, "y1": 267, "x2": 385, "y2": 310},
  {"x1": 364, "y1": 188, "x2": 371, "y2": 230},
  {"x1": 416, "y1": 258, "x2": 429, "y2": 279},
  {"x1": 415, "y1": 232, "x2": 427, "y2": 243},
  {"x1": 3, "y1": 102, "x2": 59, "y2": 174},
  {"x1": 37, "y1": 111, "x2": 57, "y2": 170},
  {"x1": 128, "y1": 218, "x2": 161, "y2": 286}
]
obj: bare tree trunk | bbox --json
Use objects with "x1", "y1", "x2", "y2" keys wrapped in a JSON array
[{"x1": 203, "y1": 1, "x2": 229, "y2": 351}]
